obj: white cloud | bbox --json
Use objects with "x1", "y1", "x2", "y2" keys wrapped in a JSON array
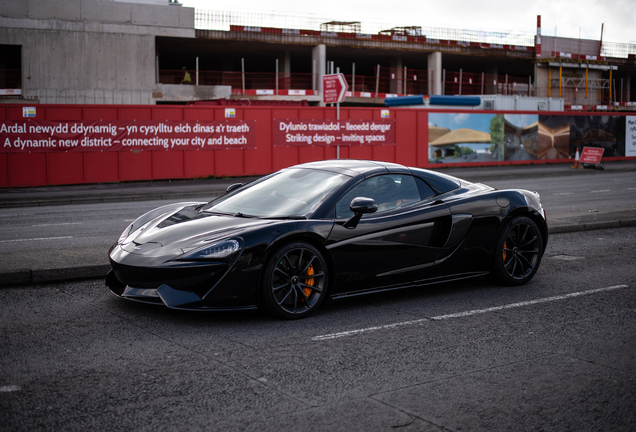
[{"x1": 452, "y1": 113, "x2": 470, "y2": 124}]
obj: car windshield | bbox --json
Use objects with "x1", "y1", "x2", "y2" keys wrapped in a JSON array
[{"x1": 202, "y1": 168, "x2": 349, "y2": 218}]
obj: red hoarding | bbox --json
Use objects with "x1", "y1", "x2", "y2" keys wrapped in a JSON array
[
  {"x1": 273, "y1": 119, "x2": 395, "y2": 147},
  {"x1": 1, "y1": 120, "x2": 257, "y2": 152}
]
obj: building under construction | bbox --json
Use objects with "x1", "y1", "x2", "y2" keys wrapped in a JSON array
[{"x1": 1, "y1": 0, "x2": 635, "y2": 111}]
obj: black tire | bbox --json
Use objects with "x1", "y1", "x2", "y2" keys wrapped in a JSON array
[
  {"x1": 492, "y1": 216, "x2": 544, "y2": 286},
  {"x1": 261, "y1": 242, "x2": 328, "y2": 319}
]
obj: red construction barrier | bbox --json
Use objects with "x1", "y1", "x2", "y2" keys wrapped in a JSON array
[
  {"x1": 0, "y1": 104, "x2": 426, "y2": 187},
  {"x1": 1, "y1": 104, "x2": 635, "y2": 187}
]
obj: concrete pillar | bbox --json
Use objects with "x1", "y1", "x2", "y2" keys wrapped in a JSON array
[
  {"x1": 427, "y1": 52, "x2": 442, "y2": 95},
  {"x1": 486, "y1": 64, "x2": 498, "y2": 94},
  {"x1": 534, "y1": 63, "x2": 549, "y2": 98},
  {"x1": 312, "y1": 44, "x2": 326, "y2": 106},
  {"x1": 389, "y1": 57, "x2": 403, "y2": 94},
  {"x1": 278, "y1": 51, "x2": 291, "y2": 74},
  {"x1": 616, "y1": 70, "x2": 631, "y2": 104},
  {"x1": 278, "y1": 51, "x2": 291, "y2": 91}
]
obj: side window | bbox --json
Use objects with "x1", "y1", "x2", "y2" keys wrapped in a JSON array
[
  {"x1": 335, "y1": 174, "x2": 422, "y2": 218},
  {"x1": 415, "y1": 177, "x2": 437, "y2": 201}
]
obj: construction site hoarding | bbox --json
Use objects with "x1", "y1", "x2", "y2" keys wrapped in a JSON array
[
  {"x1": 0, "y1": 104, "x2": 634, "y2": 188},
  {"x1": 1, "y1": 120, "x2": 257, "y2": 153}
]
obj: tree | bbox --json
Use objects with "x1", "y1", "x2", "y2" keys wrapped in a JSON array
[{"x1": 490, "y1": 115, "x2": 505, "y2": 160}]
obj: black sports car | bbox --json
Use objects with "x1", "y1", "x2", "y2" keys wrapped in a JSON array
[{"x1": 107, "y1": 159, "x2": 547, "y2": 319}]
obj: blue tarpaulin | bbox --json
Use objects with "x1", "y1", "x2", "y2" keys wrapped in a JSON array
[{"x1": 429, "y1": 95, "x2": 481, "y2": 106}]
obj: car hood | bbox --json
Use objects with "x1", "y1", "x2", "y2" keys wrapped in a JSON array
[{"x1": 120, "y1": 206, "x2": 277, "y2": 257}]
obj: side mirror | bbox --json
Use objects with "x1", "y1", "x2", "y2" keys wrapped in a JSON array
[
  {"x1": 344, "y1": 197, "x2": 377, "y2": 229},
  {"x1": 226, "y1": 183, "x2": 243, "y2": 193},
  {"x1": 350, "y1": 197, "x2": 378, "y2": 214}
]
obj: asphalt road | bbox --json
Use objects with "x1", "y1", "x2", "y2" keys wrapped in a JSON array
[
  {"x1": 1, "y1": 170, "x2": 635, "y2": 280},
  {"x1": 1, "y1": 226, "x2": 635, "y2": 431}
]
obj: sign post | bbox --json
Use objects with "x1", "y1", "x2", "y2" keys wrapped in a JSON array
[
  {"x1": 323, "y1": 73, "x2": 348, "y2": 158},
  {"x1": 322, "y1": 73, "x2": 348, "y2": 105}
]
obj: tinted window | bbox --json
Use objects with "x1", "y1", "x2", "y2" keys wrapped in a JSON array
[
  {"x1": 336, "y1": 174, "x2": 422, "y2": 218},
  {"x1": 415, "y1": 177, "x2": 436, "y2": 200},
  {"x1": 410, "y1": 168, "x2": 461, "y2": 194}
]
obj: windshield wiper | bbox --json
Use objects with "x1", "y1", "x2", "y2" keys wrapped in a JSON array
[
  {"x1": 202, "y1": 210, "x2": 234, "y2": 216},
  {"x1": 262, "y1": 215, "x2": 307, "y2": 220},
  {"x1": 234, "y1": 212, "x2": 256, "y2": 218}
]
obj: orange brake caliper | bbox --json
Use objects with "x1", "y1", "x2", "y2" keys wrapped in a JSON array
[
  {"x1": 503, "y1": 241, "x2": 508, "y2": 261},
  {"x1": 303, "y1": 264, "x2": 315, "y2": 299}
]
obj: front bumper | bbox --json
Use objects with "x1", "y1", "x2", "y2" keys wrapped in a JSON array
[{"x1": 106, "y1": 270, "x2": 258, "y2": 311}]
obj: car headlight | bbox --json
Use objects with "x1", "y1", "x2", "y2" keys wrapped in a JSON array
[{"x1": 180, "y1": 239, "x2": 241, "y2": 260}]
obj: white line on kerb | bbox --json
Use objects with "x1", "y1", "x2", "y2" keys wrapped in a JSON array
[
  {"x1": 32, "y1": 222, "x2": 83, "y2": 227},
  {"x1": 0, "y1": 236, "x2": 73, "y2": 243},
  {"x1": 311, "y1": 285, "x2": 629, "y2": 341}
]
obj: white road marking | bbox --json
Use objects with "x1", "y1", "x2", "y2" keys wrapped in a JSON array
[
  {"x1": 553, "y1": 192, "x2": 574, "y2": 196},
  {"x1": 0, "y1": 385, "x2": 20, "y2": 392},
  {"x1": 590, "y1": 190, "x2": 611, "y2": 193},
  {"x1": 311, "y1": 285, "x2": 629, "y2": 341},
  {"x1": 32, "y1": 222, "x2": 83, "y2": 227},
  {"x1": 123, "y1": 219, "x2": 135, "y2": 222},
  {"x1": 0, "y1": 236, "x2": 73, "y2": 243},
  {"x1": 550, "y1": 255, "x2": 585, "y2": 261}
]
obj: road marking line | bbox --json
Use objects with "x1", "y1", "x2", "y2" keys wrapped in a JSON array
[
  {"x1": 312, "y1": 318, "x2": 430, "y2": 341},
  {"x1": 430, "y1": 285, "x2": 628, "y2": 319},
  {"x1": 0, "y1": 385, "x2": 20, "y2": 392},
  {"x1": 311, "y1": 285, "x2": 629, "y2": 341},
  {"x1": 0, "y1": 236, "x2": 73, "y2": 243},
  {"x1": 553, "y1": 192, "x2": 574, "y2": 196},
  {"x1": 32, "y1": 222, "x2": 83, "y2": 227},
  {"x1": 590, "y1": 190, "x2": 611, "y2": 193}
]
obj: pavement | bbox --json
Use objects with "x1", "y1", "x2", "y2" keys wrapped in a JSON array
[{"x1": 2, "y1": 159, "x2": 636, "y2": 287}]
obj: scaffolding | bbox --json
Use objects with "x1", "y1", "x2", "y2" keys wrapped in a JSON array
[{"x1": 195, "y1": 9, "x2": 535, "y2": 47}]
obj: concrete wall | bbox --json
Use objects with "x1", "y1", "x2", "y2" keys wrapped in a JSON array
[
  {"x1": 0, "y1": 0, "x2": 196, "y2": 104},
  {"x1": 0, "y1": 0, "x2": 194, "y2": 29},
  {"x1": 541, "y1": 36, "x2": 601, "y2": 57}
]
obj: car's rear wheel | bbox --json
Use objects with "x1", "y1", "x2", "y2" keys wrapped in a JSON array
[
  {"x1": 492, "y1": 216, "x2": 543, "y2": 286},
  {"x1": 261, "y1": 242, "x2": 328, "y2": 319}
]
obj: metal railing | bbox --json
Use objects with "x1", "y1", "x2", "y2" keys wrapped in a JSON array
[
  {"x1": 195, "y1": 10, "x2": 636, "y2": 59},
  {"x1": 0, "y1": 69, "x2": 22, "y2": 89},
  {"x1": 195, "y1": 9, "x2": 535, "y2": 47},
  {"x1": 601, "y1": 41, "x2": 636, "y2": 59},
  {"x1": 159, "y1": 70, "x2": 317, "y2": 92},
  {"x1": 442, "y1": 71, "x2": 533, "y2": 97}
]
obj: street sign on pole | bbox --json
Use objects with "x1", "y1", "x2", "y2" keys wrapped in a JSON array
[{"x1": 323, "y1": 73, "x2": 348, "y2": 104}]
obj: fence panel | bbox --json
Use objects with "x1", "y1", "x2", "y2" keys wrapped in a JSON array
[{"x1": 1, "y1": 104, "x2": 635, "y2": 188}]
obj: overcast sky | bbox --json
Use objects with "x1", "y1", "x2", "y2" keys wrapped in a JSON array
[{"x1": 180, "y1": 0, "x2": 634, "y2": 44}]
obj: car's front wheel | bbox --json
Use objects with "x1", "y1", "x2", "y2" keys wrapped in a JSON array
[
  {"x1": 261, "y1": 242, "x2": 328, "y2": 319},
  {"x1": 492, "y1": 216, "x2": 544, "y2": 285}
]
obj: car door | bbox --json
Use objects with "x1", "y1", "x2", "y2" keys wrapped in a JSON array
[{"x1": 325, "y1": 174, "x2": 452, "y2": 295}]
